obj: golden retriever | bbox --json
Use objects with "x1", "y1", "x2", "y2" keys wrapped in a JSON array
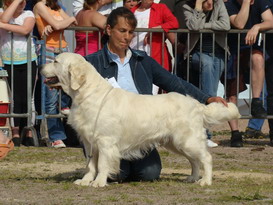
[{"x1": 41, "y1": 52, "x2": 240, "y2": 187}]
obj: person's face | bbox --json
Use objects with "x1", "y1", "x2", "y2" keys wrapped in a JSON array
[
  {"x1": 124, "y1": 0, "x2": 139, "y2": 9},
  {"x1": 106, "y1": 16, "x2": 135, "y2": 53},
  {"x1": 202, "y1": 0, "x2": 213, "y2": 11},
  {"x1": 141, "y1": 0, "x2": 153, "y2": 6},
  {"x1": 6, "y1": 0, "x2": 26, "y2": 12}
]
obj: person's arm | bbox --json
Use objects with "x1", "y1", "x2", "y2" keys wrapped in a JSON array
[
  {"x1": 245, "y1": 8, "x2": 273, "y2": 45},
  {"x1": 183, "y1": 2, "x2": 206, "y2": 30},
  {"x1": 203, "y1": 0, "x2": 230, "y2": 31},
  {"x1": 34, "y1": 2, "x2": 77, "y2": 30},
  {"x1": 90, "y1": 12, "x2": 107, "y2": 29},
  {"x1": 149, "y1": 55, "x2": 227, "y2": 105},
  {"x1": 0, "y1": 16, "x2": 35, "y2": 35},
  {"x1": 0, "y1": 0, "x2": 24, "y2": 23},
  {"x1": 155, "y1": 4, "x2": 179, "y2": 32},
  {"x1": 229, "y1": 0, "x2": 251, "y2": 29}
]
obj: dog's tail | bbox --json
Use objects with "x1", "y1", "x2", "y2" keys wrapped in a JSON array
[{"x1": 203, "y1": 102, "x2": 241, "y2": 127}]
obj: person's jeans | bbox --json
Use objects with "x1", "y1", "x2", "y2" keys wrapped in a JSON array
[
  {"x1": 118, "y1": 148, "x2": 162, "y2": 182},
  {"x1": 45, "y1": 86, "x2": 67, "y2": 142},
  {"x1": 192, "y1": 52, "x2": 225, "y2": 97}
]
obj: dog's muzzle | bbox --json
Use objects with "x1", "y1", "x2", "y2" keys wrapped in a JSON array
[
  {"x1": 44, "y1": 76, "x2": 59, "y2": 85},
  {"x1": 44, "y1": 76, "x2": 62, "y2": 89}
]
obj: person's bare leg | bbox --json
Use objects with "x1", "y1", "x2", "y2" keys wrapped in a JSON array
[
  {"x1": 250, "y1": 52, "x2": 267, "y2": 118},
  {"x1": 227, "y1": 95, "x2": 243, "y2": 147},
  {"x1": 251, "y1": 52, "x2": 264, "y2": 98}
]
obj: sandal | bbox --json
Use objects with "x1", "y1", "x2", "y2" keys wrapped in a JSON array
[{"x1": 0, "y1": 140, "x2": 14, "y2": 160}]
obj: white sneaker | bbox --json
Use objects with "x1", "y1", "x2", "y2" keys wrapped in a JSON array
[
  {"x1": 207, "y1": 139, "x2": 218, "y2": 148},
  {"x1": 52, "y1": 140, "x2": 66, "y2": 148},
  {"x1": 61, "y1": 108, "x2": 70, "y2": 115}
]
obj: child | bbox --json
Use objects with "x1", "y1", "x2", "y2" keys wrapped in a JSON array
[
  {"x1": 33, "y1": 0, "x2": 77, "y2": 148},
  {"x1": 0, "y1": 0, "x2": 37, "y2": 146}
]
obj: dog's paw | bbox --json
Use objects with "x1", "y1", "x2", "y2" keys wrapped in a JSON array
[
  {"x1": 185, "y1": 175, "x2": 199, "y2": 183},
  {"x1": 74, "y1": 179, "x2": 91, "y2": 186},
  {"x1": 197, "y1": 178, "x2": 212, "y2": 186},
  {"x1": 90, "y1": 179, "x2": 108, "y2": 188}
]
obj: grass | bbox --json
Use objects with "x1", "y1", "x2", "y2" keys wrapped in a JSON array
[{"x1": 1, "y1": 144, "x2": 273, "y2": 204}]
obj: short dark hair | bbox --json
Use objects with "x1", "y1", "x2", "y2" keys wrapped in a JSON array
[{"x1": 107, "y1": 7, "x2": 137, "y2": 29}]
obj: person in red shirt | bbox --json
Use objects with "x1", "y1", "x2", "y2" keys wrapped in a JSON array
[{"x1": 130, "y1": 0, "x2": 179, "y2": 72}]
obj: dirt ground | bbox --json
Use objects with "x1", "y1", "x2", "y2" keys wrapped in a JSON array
[{"x1": 0, "y1": 120, "x2": 273, "y2": 204}]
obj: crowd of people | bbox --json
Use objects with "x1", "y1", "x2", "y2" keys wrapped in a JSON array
[{"x1": 1, "y1": 0, "x2": 273, "y2": 164}]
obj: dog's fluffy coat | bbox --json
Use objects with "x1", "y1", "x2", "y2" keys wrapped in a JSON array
[{"x1": 41, "y1": 53, "x2": 240, "y2": 187}]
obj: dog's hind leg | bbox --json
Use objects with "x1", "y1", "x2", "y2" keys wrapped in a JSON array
[
  {"x1": 197, "y1": 150, "x2": 212, "y2": 186},
  {"x1": 164, "y1": 142, "x2": 201, "y2": 183},
  {"x1": 185, "y1": 156, "x2": 201, "y2": 183},
  {"x1": 165, "y1": 136, "x2": 212, "y2": 186}
]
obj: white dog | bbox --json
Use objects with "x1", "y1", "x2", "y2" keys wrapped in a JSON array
[{"x1": 41, "y1": 53, "x2": 240, "y2": 187}]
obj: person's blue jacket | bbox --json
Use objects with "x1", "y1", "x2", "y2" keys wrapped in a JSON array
[{"x1": 84, "y1": 45, "x2": 210, "y2": 104}]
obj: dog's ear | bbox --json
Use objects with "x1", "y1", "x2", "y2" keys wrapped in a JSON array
[{"x1": 68, "y1": 62, "x2": 86, "y2": 90}]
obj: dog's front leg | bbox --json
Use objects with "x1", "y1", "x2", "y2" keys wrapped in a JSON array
[
  {"x1": 74, "y1": 152, "x2": 98, "y2": 186},
  {"x1": 90, "y1": 145, "x2": 116, "y2": 188}
]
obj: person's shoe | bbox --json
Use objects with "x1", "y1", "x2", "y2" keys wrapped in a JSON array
[
  {"x1": 251, "y1": 99, "x2": 267, "y2": 118},
  {"x1": 254, "y1": 130, "x2": 268, "y2": 139},
  {"x1": 61, "y1": 107, "x2": 70, "y2": 115},
  {"x1": 22, "y1": 137, "x2": 34, "y2": 146},
  {"x1": 230, "y1": 131, "x2": 243, "y2": 147},
  {"x1": 244, "y1": 127, "x2": 268, "y2": 139},
  {"x1": 207, "y1": 139, "x2": 218, "y2": 148},
  {"x1": 51, "y1": 140, "x2": 66, "y2": 148},
  {"x1": 12, "y1": 137, "x2": 21, "y2": 147}
]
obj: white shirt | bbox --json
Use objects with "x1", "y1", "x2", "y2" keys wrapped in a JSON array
[
  {"x1": 0, "y1": 10, "x2": 37, "y2": 65},
  {"x1": 107, "y1": 47, "x2": 139, "y2": 94},
  {"x1": 73, "y1": 0, "x2": 123, "y2": 16},
  {"x1": 130, "y1": 9, "x2": 151, "y2": 55}
]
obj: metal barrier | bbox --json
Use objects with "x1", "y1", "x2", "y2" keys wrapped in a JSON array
[{"x1": 1, "y1": 28, "x2": 272, "y2": 145}]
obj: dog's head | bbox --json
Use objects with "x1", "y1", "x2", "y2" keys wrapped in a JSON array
[{"x1": 41, "y1": 53, "x2": 88, "y2": 95}]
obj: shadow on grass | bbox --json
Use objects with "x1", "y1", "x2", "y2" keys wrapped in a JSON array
[
  {"x1": 50, "y1": 168, "x2": 85, "y2": 183},
  {"x1": 218, "y1": 139, "x2": 270, "y2": 147}
]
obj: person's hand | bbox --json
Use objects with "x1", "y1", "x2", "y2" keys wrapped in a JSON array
[
  {"x1": 245, "y1": 25, "x2": 259, "y2": 45},
  {"x1": 70, "y1": 16, "x2": 78, "y2": 26},
  {"x1": 143, "y1": 32, "x2": 150, "y2": 46},
  {"x1": 42, "y1": 25, "x2": 53, "y2": 36},
  {"x1": 195, "y1": 0, "x2": 206, "y2": 11},
  {"x1": 206, "y1": 96, "x2": 228, "y2": 107}
]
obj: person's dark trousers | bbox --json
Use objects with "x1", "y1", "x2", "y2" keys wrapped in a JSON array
[
  {"x1": 118, "y1": 148, "x2": 162, "y2": 182},
  {"x1": 265, "y1": 57, "x2": 273, "y2": 145}
]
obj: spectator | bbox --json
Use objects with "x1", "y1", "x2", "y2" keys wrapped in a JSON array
[
  {"x1": 182, "y1": 0, "x2": 230, "y2": 147},
  {"x1": 123, "y1": 0, "x2": 140, "y2": 9},
  {"x1": 84, "y1": 7, "x2": 227, "y2": 182},
  {"x1": 74, "y1": 0, "x2": 108, "y2": 56},
  {"x1": 182, "y1": 0, "x2": 230, "y2": 96},
  {"x1": 130, "y1": 0, "x2": 179, "y2": 72},
  {"x1": 0, "y1": 0, "x2": 38, "y2": 147},
  {"x1": 245, "y1": 84, "x2": 267, "y2": 139},
  {"x1": 33, "y1": 0, "x2": 77, "y2": 148},
  {"x1": 73, "y1": 0, "x2": 123, "y2": 16},
  {"x1": 224, "y1": 0, "x2": 273, "y2": 147}
]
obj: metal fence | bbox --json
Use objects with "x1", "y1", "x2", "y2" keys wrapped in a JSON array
[{"x1": 0, "y1": 28, "x2": 272, "y2": 145}]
